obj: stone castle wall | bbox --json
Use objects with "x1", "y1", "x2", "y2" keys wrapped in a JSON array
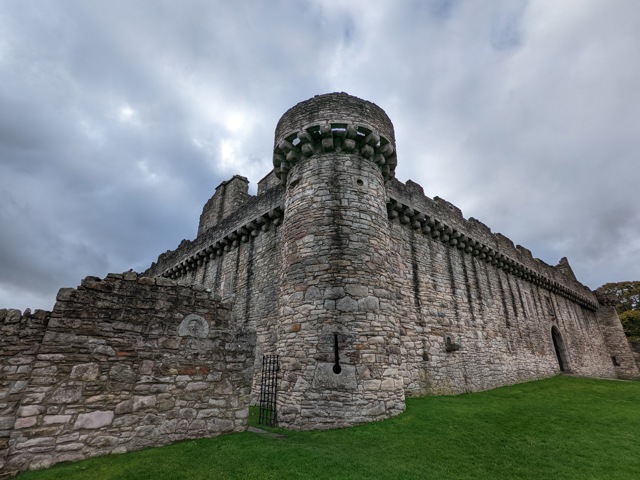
[
  {"x1": 147, "y1": 170, "x2": 636, "y2": 399},
  {"x1": 197, "y1": 175, "x2": 251, "y2": 237},
  {"x1": 385, "y1": 180, "x2": 625, "y2": 395},
  {"x1": 3, "y1": 92, "x2": 637, "y2": 474},
  {"x1": 144, "y1": 93, "x2": 638, "y2": 431},
  {"x1": 0, "y1": 273, "x2": 254, "y2": 478},
  {"x1": 145, "y1": 178, "x2": 285, "y2": 401},
  {"x1": 275, "y1": 152, "x2": 406, "y2": 429},
  {"x1": 0, "y1": 309, "x2": 50, "y2": 477}
]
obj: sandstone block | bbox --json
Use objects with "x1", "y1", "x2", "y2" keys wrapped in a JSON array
[
  {"x1": 50, "y1": 387, "x2": 82, "y2": 404},
  {"x1": 73, "y1": 410, "x2": 114, "y2": 429},
  {"x1": 55, "y1": 442, "x2": 84, "y2": 452},
  {"x1": 304, "y1": 286, "x2": 322, "y2": 301},
  {"x1": 132, "y1": 395, "x2": 156, "y2": 411},
  {"x1": 185, "y1": 382, "x2": 209, "y2": 392},
  {"x1": 358, "y1": 296, "x2": 380, "y2": 312},
  {"x1": 16, "y1": 437, "x2": 54, "y2": 449},
  {"x1": 336, "y1": 297, "x2": 358, "y2": 312},
  {"x1": 345, "y1": 284, "x2": 368, "y2": 297},
  {"x1": 112, "y1": 414, "x2": 139, "y2": 428},
  {"x1": 324, "y1": 287, "x2": 345, "y2": 300},
  {"x1": 17, "y1": 405, "x2": 44, "y2": 417},
  {"x1": 0, "y1": 416, "x2": 16, "y2": 429},
  {"x1": 9, "y1": 381, "x2": 29, "y2": 394},
  {"x1": 109, "y1": 364, "x2": 136, "y2": 383},
  {"x1": 43, "y1": 415, "x2": 71, "y2": 425}
]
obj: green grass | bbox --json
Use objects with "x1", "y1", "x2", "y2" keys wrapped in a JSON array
[{"x1": 17, "y1": 376, "x2": 640, "y2": 480}]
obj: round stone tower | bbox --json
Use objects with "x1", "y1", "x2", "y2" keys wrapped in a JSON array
[{"x1": 274, "y1": 93, "x2": 405, "y2": 429}]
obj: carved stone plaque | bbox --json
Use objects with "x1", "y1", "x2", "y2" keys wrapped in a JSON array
[{"x1": 178, "y1": 314, "x2": 209, "y2": 338}]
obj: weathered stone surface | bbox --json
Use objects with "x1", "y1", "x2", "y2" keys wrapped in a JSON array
[
  {"x1": 70, "y1": 363, "x2": 99, "y2": 381},
  {"x1": 17, "y1": 406, "x2": 44, "y2": 417},
  {"x1": 312, "y1": 364, "x2": 357, "y2": 391},
  {"x1": 178, "y1": 314, "x2": 209, "y2": 338},
  {"x1": 2, "y1": 92, "x2": 637, "y2": 477},
  {"x1": 13, "y1": 417, "x2": 38, "y2": 430},
  {"x1": 73, "y1": 410, "x2": 114, "y2": 429},
  {"x1": 132, "y1": 395, "x2": 156, "y2": 411},
  {"x1": 336, "y1": 297, "x2": 358, "y2": 312},
  {"x1": 43, "y1": 415, "x2": 71, "y2": 425},
  {"x1": 358, "y1": 296, "x2": 380, "y2": 313},
  {"x1": 0, "y1": 416, "x2": 16, "y2": 429},
  {"x1": 49, "y1": 387, "x2": 82, "y2": 404},
  {"x1": 1, "y1": 275, "x2": 253, "y2": 477},
  {"x1": 109, "y1": 364, "x2": 136, "y2": 383}
]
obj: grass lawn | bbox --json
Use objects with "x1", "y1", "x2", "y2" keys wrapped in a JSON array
[{"x1": 16, "y1": 376, "x2": 640, "y2": 479}]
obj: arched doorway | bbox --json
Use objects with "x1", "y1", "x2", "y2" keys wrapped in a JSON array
[{"x1": 551, "y1": 326, "x2": 569, "y2": 372}]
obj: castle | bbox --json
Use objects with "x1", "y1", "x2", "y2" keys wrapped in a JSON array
[{"x1": 1, "y1": 93, "x2": 637, "y2": 476}]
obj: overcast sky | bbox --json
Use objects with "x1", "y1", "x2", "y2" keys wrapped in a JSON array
[{"x1": 1, "y1": 0, "x2": 639, "y2": 312}]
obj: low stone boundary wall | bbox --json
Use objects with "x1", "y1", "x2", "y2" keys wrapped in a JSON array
[
  {"x1": 1, "y1": 309, "x2": 50, "y2": 477},
  {"x1": 1, "y1": 273, "x2": 254, "y2": 478}
]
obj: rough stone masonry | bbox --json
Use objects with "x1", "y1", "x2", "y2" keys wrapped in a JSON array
[{"x1": 1, "y1": 92, "x2": 638, "y2": 476}]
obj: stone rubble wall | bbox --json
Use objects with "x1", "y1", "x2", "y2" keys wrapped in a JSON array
[
  {"x1": 594, "y1": 305, "x2": 639, "y2": 379},
  {"x1": 275, "y1": 153, "x2": 406, "y2": 430},
  {"x1": 144, "y1": 179, "x2": 285, "y2": 406},
  {"x1": 386, "y1": 178, "x2": 638, "y2": 394},
  {"x1": 0, "y1": 309, "x2": 50, "y2": 477},
  {"x1": 1, "y1": 273, "x2": 254, "y2": 478},
  {"x1": 389, "y1": 220, "x2": 620, "y2": 396},
  {"x1": 188, "y1": 225, "x2": 283, "y2": 403},
  {"x1": 257, "y1": 170, "x2": 281, "y2": 196}
]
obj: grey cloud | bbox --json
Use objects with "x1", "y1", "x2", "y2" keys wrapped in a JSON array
[{"x1": 1, "y1": 0, "x2": 638, "y2": 310}]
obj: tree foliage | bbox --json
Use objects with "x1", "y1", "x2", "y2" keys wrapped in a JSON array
[{"x1": 619, "y1": 310, "x2": 640, "y2": 338}]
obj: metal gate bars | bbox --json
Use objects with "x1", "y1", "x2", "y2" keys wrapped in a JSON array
[{"x1": 258, "y1": 354, "x2": 278, "y2": 426}]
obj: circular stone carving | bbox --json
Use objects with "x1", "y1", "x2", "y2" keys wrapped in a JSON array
[{"x1": 178, "y1": 314, "x2": 209, "y2": 338}]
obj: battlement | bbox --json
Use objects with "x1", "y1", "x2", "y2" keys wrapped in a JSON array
[
  {"x1": 273, "y1": 93, "x2": 398, "y2": 182},
  {"x1": 385, "y1": 178, "x2": 598, "y2": 310}
]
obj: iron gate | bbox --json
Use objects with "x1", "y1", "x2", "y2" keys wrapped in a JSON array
[{"x1": 258, "y1": 354, "x2": 278, "y2": 426}]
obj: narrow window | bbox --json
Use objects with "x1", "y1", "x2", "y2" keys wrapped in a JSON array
[{"x1": 333, "y1": 334, "x2": 342, "y2": 374}]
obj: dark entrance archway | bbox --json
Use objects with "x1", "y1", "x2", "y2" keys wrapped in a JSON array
[{"x1": 551, "y1": 326, "x2": 569, "y2": 372}]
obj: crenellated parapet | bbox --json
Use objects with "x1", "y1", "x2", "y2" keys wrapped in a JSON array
[
  {"x1": 159, "y1": 206, "x2": 284, "y2": 280},
  {"x1": 273, "y1": 122, "x2": 397, "y2": 183},
  {"x1": 386, "y1": 180, "x2": 599, "y2": 311},
  {"x1": 145, "y1": 181, "x2": 285, "y2": 281},
  {"x1": 273, "y1": 93, "x2": 398, "y2": 182}
]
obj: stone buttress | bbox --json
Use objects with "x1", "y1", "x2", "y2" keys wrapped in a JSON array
[{"x1": 273, "y1": 93, "x2": 405, "y2": 429}]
